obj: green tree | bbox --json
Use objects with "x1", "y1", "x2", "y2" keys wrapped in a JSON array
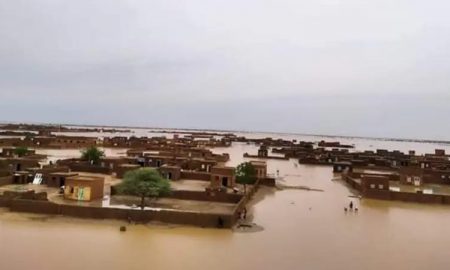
[
  {"x1": 80, "y1": 146, "x2": 105, "y2": 165},
  {"x1": 14, "y1": 146, "x2": 29, "y2": 157},
  {"x1": 235, "y1": 162, "x2": 257, "y2": 194},
  {"x1": 116, "y1": 168, "x2": 171, "y2": 210}
]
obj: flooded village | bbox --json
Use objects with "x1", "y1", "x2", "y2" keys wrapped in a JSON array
[
  {"x1": 3, "y1": 0, "x2": 450, "y2": 268},
  {"x1": 2, "y1": 123, "x2": 450, "y2": 269}
]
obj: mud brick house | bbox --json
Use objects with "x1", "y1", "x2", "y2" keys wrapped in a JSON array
[
  {"x1": 115, "y1": 164, "x2": 140, "y2": 178},
  {"x1": 56, "y1": 159, "x2": 111, "y2": 174},
  {"x1": 209, "y1": 166, "x2": 236, "y2": 190},
  {"x1": 144, "y1": 154, "x2": 173, "y2": 167},
  {"x1": 0, "y1": 135, "x2": 97, "y2": 149},
  {"x1": 0, "y1": 138, "x2": 23, "y2": 147},
  {"x1": 37, "y1": 129, "x2": 52, "y2": 136},
  {"x1": 12, "y1": 171, "x2": 34, "y2": 184},
  {"x1": 52, "y1": 136, "x2": 97, "y2": 148},
  {"x1": 424, "y1": 169, "x2": 450, "y2": 185},
  {"x1": 102, "y1": 136, "x2": 129, "y2": 147},
  {"x1": 333, "y1": 161, "x2": 353, "y2": 173},
  {"x1": 23, "y1": 136, "x2": 53, "y2": 147},
  {"x1": 392, "y1": 157, "x2": 411, "y2": 167},
  {"x1": 399, "y1": 167, "x2": 423, "y2": 186},
  {"x1": 1, "y1": 157, "x2": 41, "y2": 172},
  {"x1": 159, "y1": 164, "x2": 181, "y2": 180},
  {"x1": 361, "y1": 174, "x2": 390, "y2": 194},
  {"x1": 184, "y1": 158, "x2": 217, "y2": 172},
  {"x1": 1, "y1": 147, "x2": 36, "y2": 157},
  {"x1": 24, "y1": 165, "x2": 70, "y2": 185},
  {"x1": 420, "y1": 160, "x2": 432, "y2": 169},
  {"x1": 250, "y1": 161, "x2": 267, "y2": 179},
  {"x1": 126, "y1": 149, "x2": 144, "y2": 157},
  {"x1": 64, "y1": 175, "x2": 105, "y2": 201},
  {"x1": 258, "y1": 145, "x2": 269, "y2": 157},
  {"x1": 99, "y1": 157, "x2": 137, "y2": 170},
  {"x1": 139, "y1": 151, "x2": 219, "y2": 172},
  {"x1": 46, "y1": 172, "x2": 79, "y2": 187},
  {"x1": 318, "y1": 141, "x2": 353, "y2": 148}
]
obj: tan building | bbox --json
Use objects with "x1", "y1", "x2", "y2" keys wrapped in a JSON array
[
  {"x1": 361, "y1": 174, "x2": 390, "y2": 193},
  {"x1": 46, "y1": 172, "x2": 78, "y2": 187},
  {"x1": 210, "y1": 166, "x2": 236, "y2": 189},
  {"x1": 159, "y1": 164, "x2": 181, "y2": 180},
  {"x1": 399, "y1": 167, "x2": 423, "y2": 186},
  {"x1": 115, "y1": 164, "x2": 140, "y2": 178},
  {"x1": 250, "y1": 160, "x2": 267, "y2": 179},
  {"x1": 64, "y1": 176, "x2": 105, "y2": 201}
]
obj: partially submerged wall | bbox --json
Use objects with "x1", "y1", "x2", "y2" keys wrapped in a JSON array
[
  {"x1": 0, "y1": 170, "x2": 270, "y2": 228},
  {"x1": 343, "y1": 174, "x2": 450, "y2": 205},
  {"x1": 342, "y1": 174, "x2": 362, "y2": 191},
  {"x1": 2, "y1": 199, "x2": 234, "y2": 228},
  {"x1": 364, "y1": 190, "x2": 450, "y2": 204},
  {"x1": 170, "y1": 190, "x2": 242, "y2": 203}
]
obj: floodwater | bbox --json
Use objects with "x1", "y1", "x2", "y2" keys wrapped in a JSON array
[{"x1": 2, "y1": 131, "x2": 450, "y2": 269}]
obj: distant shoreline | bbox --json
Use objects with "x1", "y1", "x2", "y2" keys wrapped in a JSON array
[{"x1": 1, "y1": 120, "x2": 449, "y2": 145}]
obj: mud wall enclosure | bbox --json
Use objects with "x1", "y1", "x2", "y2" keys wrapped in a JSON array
[
  {"x1": 0, "y1": 180, "x2": 268, "y2": 228},
  {"x1": 0, "y1": 198, "x2": 235, "y2": 228}
]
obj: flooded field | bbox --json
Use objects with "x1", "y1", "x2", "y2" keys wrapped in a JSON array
[{"x1": 2, "y1": 131, "x2": 450, "y2": 270}]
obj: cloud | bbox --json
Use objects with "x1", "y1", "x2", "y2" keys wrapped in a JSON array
[{"x1": 1, "y1": 0, "x2": 450, "y2": 139}]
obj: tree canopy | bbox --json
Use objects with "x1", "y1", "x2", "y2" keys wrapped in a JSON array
[
  {"x1": 14, "y1": 146, "x2": 29, "y2": 157},
  {"x1": 116, "y1": 168, "x2": 171, "y2": 209},
  {"x1": 235, "y1": 162, "x2": 257, "y2": 193},
  {"x1": 80, "y1": 146, "x2": 104, "y2": 165}
]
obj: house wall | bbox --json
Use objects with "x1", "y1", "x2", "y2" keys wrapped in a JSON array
[
  {"x1": 115, "y1": 165, "x2": 140, "y2": 178},
  {"x1": 342, "y1": 174, "x2": 362, "y2": 191},
  {"x1": 180, "y1": 171, "x2": 211, "y2": 181},
  {"x1": 159, "y1": 166, "x2": 181, "y2": 180},
  {"x1": 423, "y1": 170, "x2": 450, "y2": 185},
  {"x1": 68, "y1": 163, "x2": 112, "y2": 174},
  {"x1": 170, "y1": 190, "x2": 242, "y2": 203},
  {"x1": 210, "y1": 173, "x2": 236, "y2": 189},
  {"x1": 361, "y1": 175, "x2": 390, "y2": 194}
]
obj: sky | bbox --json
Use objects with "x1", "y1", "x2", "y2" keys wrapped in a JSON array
[{"x1": 1, "y1": 0, "x2": 450, "y2": 140}]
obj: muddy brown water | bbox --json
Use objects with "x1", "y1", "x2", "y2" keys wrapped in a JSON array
[{"x1": 2, "y1": 132, "x2": 450, "y2": 270}]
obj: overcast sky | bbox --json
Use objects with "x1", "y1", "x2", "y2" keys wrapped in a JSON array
[{"x1": 1, "y1": 0, "x2": 450, "y2": 140}]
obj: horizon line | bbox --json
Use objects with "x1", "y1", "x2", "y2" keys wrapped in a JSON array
[{"x1": 1, "y1": 120, "x2": 450, "y2": 146}]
